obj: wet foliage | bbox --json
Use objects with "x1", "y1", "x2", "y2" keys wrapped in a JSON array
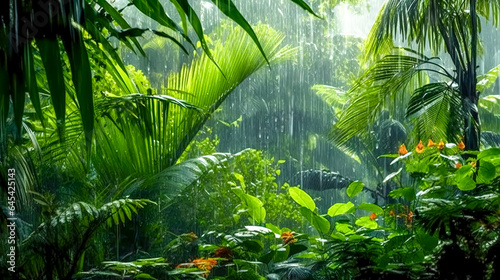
[{"x1": 1, "y1": 0, "x2": 500, "y2": 279}]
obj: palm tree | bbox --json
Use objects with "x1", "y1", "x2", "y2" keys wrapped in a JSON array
[
  {"x1": 331, "y1": 0, "x2": 500, "y2": 151},
  {"x1": 0, "y1": 0, "x2": 319, "y2": 161}
]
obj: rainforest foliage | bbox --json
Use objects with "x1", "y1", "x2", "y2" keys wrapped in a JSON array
[{"x1": 1, "y1": 0, "x2": 500, "y2": 280}]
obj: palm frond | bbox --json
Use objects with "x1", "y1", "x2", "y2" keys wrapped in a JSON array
[{"x1": 330, "y1": 50, "x2": 438, "y2": 146}]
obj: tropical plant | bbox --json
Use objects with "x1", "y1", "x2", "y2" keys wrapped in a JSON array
[
  {"x1": 0, "y1": 0, "x2": 318, "y2": 157},
  {"x1": 329, "y1": 0, "x2": 500, "y2": 151},
  {"x1": 20, "y1": 198, "x2": 154, "y2": 280}
]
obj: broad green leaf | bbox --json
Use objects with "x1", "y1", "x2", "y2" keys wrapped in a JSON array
[
  {"x1": 457, "y1": 176, "x2": 476, "y2": 191},
  {"x1": 335, "y1": 222, "x2": 354, "y2": 235},
  {"x1": 273, "y1": 246, "x2": 290, "y2": 262},
  {"x1": 357, "y1": 203, "x2": 383, "y2": 215},
  {"x1": 355, "y1": 216, "x2": 378, "y2": 230},
  {"x1": 478, "y1": 161, "x2": 496, "y2": 183},
  {"x1": 346, "y1": 181, "x2": 364, "y2": 198},
  {"x1": 455, "y1": 164, "x2": 473, "y2": 181},
  {"x1": 300, "y1": 207, "x2": 330, "y2": 234},
  {"x1": 389, "y1": 187, "x2": 416, "y2": 201},
  {"x1": 244, "y1": 194, "x2": 266, "y2": 224},
  {"x1": 327, "y1": 202, "x2": 355, "y2": 217},
  {"x1": 479, "y1": 95, "x2": 500, "y2": 116},
  {"x1": 477, "y1": 64, "x2": 500, "y2": 92},
  {"x1": 478, "y1": 148, "x2": 500, "y2": 160},
  {"x1": 289, "y1": 187, "x2": 316, "y2": 211}
]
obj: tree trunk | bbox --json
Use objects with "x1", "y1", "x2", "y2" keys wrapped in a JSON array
[{"x1": 463, "y1": 0, "x2": 481, "y2": 151}]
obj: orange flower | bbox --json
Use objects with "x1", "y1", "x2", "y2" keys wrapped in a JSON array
[
  {"x1": 415, "y1": 140, "x2": 425, "y2": 153},
  {"x1": 369, "y1": 212, "x2": 377, "y2": 220},
  {"x1": 407, "y1": 211, "x2": 413, "y2": 225},
  {"x1": 470, "y1": 161, "x2": 477, "y2": 168},
  {"x1": 389, "y1": 210, "x2": 396, "y2": 217},
  {"x1": 458, "y1": 140, "x2": 465, "y2": 150},
  {"x1": 192, "y1": 258, "x2": 217, "y2": 271},
  {"x1": 438, "y1": 140, "x2": 445, "y2": 149},
  {"x1": 398, "y1": 144, "x2": 408, "y2": 155},
  {"x1": 427, "y1": 139, "x2": 435, "y2": 147},
  {"x1": 214, "y1": 246, "x2": 234, "y2": 259},
  {"x1": 280, "y1": 232, "x2": 297, "y2": 244},
  {"x1": 456, "y1": 162, "x2": 462, "y2": 169}
]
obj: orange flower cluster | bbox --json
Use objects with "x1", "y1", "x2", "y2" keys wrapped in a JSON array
[
  {"x1": 399, "y1": 139, "x2": 466, "y2": 155},
  {"x1": 369, "y1": 212, "x2": 377, "y2": 220},
  {"x1": 456, "y1": 162, "x2": 462, "y2": 169},
  {"x1": 280, "y1": 232, "x2": 297, "y2": 245},
  {"x1": 192, "y1": 258, "x2": 217, "y2": 271},
  {"x1": 176, "y1": 257, "x2": 217, "y2": 278}
]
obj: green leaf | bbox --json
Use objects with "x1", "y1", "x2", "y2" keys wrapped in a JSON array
[
  {"x1": 477, "y1": 64, "x2": 500, "y2": 92},
  {"x1": 389, "y1": 187, "x2": 416, "y2": 201},
  {"x1": 37, "y1": 38, "x2": 66, "y2": 138},
  {"x1": 131, "y1": 0, "x2": 192, "y2": 46},
  {"x1": 289, "y1": 187, "x2": 316, "y2": 211},
  {"x1": 243, "y1": 194, "x2": 266, "y2": 224},
  {"x1": 63, "y1": 29, "x2": 94, "y2": 156},
  {"x1": 355, "y1": 216, "x2": 378, "y2": 230},
  {"x1": 289, "y1": 0, "x2": 321, "y2": 18},
  {"x1": 335, "y1": 222, "x2": 355, "y2": 235},
  {"x1": 265, "y1": 223, "x2": 281, "y2": 235},
  {"x1": 478, "y1": 148, "x2": 500, "y2": 160},
  {"x1": 455, "y1": 164, "x2": 473, "y2": 181},
  {"x1": 300, "y1": 207, "x2": 330, "y2": 234},
  {"x1": 172, "y1": 0, "x2": 224, "y2": 75},
  {"x1": 457, "y1": 176, "x2": 476, "y2": 191},
  {"x1": 24, "y1": 45, "x2": 44, "y2": 126},
  {"x1": 210, "y1": 0, "x2": 269, "y2": 64},
  {"x1": 346, "y1": 181, "x2": 364, "y2": 198},
  {"x1": 357, "y1": 203, "x2": 383, "y2": 215},
  {"x1": 478, "y1": 161, "x2": 496, "y2": 183},
  {"x1": 327, "y1": 202, "x2": 355, "y2": 217}
]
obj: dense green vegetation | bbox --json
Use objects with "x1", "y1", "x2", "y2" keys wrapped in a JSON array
[{"x1": 1, "y1": 0, "x2": 500, "y2": 279}]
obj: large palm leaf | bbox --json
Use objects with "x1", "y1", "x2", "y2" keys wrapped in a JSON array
[{"x1": 0, "y1": 0, "x2": 317, "y2": 161}]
